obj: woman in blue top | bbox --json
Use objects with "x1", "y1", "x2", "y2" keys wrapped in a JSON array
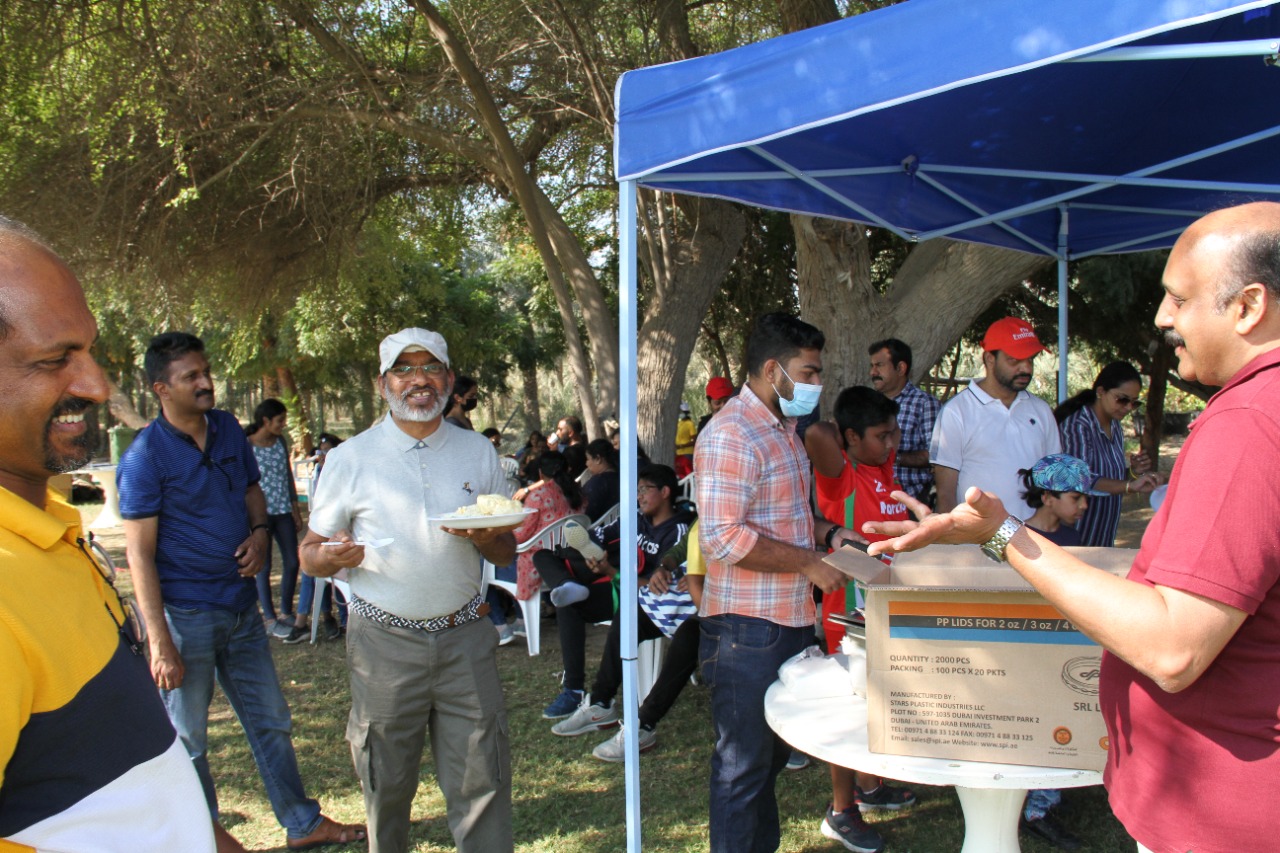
[{"x1": 1054, "y1": 362, "x2": 1158, "y2": 546}]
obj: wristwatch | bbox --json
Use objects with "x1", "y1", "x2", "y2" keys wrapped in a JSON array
[
  {"x1": 980, "y1": 515, "x2": 1023, "y2": 563},
  {"x1": 823, "y1": 524, "x2": 843, "y2": 551}
]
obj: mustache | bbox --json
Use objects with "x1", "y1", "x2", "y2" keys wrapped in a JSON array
[
  {"x1": 1165, "y1": 330, "x2": 1186, "y2": 349},
  {"x1": 52, "y1": 397, "x2": 94, "y2": 419},
  {"x1": 195, "y1": 388, "x2": 214, "y2": 399}
]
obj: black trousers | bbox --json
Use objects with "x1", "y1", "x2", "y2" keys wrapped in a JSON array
[
  {"x1": 532, "y1": 547, "x2": 615, "y2": 691},
  {"x1": 589, "y1": 610, "x2": 701, "y2": 729}
]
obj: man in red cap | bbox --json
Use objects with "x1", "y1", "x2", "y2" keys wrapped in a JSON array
[
  {"x1": 929, "y1": 317, "x2": 1061, "y2": 518},
  {"x1": 696, "y1": 377, "x2": 736, "y2": 444}
]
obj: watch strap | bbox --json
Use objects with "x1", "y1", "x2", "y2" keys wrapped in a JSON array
[{"x1": 980, "y1": 515, "x2": 1023, "y2": 563}]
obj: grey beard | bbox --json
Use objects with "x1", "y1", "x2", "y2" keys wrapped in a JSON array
[{"x1": 385, "y1": 380, "x2": 452, "y2": 423}]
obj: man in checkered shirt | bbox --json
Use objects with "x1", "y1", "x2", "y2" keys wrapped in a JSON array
[
  {"x1": 868, "y1": 338, "x2": 941, "y2": 505},
  {"x1": 694, "y1": 313, "x2": 853, "y2": 853}
]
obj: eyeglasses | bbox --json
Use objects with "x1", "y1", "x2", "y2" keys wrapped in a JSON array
[
  {"x1": 386, "y1": 363, "x2": 446, "y2": 378},
  {"x1": 1111, "y1": 393, "x2": 1142, "y2": 408},
  {"x1": 637, "y1": 484, "x2": 658, "y2": 495},
  {"x1": 78, "y1": 534, "x2": 147, "y2": 656}
]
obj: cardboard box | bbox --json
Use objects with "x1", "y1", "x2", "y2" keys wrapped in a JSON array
[{"x1": 824, "y1": 543, "x2": 1133, "y2": 771}]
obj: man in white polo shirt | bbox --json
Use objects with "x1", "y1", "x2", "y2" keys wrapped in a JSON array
[
  {"x1": 300, "y1": 328, "x2": 517, "y2": 853},
  {"x1": 930, "y1": 317, "x2": 1061, "y2": 519}
]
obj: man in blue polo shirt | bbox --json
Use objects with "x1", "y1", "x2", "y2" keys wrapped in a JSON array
[{"x1": 119, "y1": 332, "x2": 364, "y2": 851}]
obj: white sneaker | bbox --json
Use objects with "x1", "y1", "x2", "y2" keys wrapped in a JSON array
[
  {"x1": 564, "y1": 519, "x2": 606, "y2": 561},
  {"x1": 551, "y1": 695, "x2": 620, "y2": 736},
  {"x1": 495, "y1": 623, "x2": 514, "y2": 646},
  {"x1": 512, "y1": 618, "x2": 527, "y2": 637},
  {"x1": 592, "y1": 723, "x2": 656, "y2": 762}
]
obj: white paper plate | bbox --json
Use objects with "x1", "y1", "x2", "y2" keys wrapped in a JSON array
[
  {"x1": 429, "y1": 509, "x2": 535, "y2": 529},
  {"x1": 320, "y1": 537, "x2": 394, "y2": 549}
]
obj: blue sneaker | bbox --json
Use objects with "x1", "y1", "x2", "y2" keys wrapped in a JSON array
[
  {"x1": 543, "y1": 688, "x2": 584, "y2": 720},
  {"x1": 821, "y1": 802, "x2": 884, "y2": 853}
]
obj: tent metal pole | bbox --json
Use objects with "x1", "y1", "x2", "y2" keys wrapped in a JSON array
[
  {"x1": 618, "y1": 178, "x2": 643, "y2": 853},
  {"x1": 1058, "y1": 206, "x2": 1069, "y2": 404}
]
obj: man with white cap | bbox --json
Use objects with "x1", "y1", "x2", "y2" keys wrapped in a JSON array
[
  {"x1": 300, "y1": 328, "x2": 516, "y2": 853},
  {"x1": 930, "y1": 317, "x2": 1061, "y2": 517}
]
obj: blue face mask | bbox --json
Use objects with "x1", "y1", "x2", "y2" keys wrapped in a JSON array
[{"x1": 773, "y1": 364, "x2": 822, "y2": 418}]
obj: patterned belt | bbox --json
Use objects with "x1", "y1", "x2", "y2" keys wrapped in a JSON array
[{"x1": 349, "y1": 593, "x2": 490, "y2": 633}]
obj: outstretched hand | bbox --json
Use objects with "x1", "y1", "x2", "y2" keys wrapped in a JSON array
[{"x1": 863, "y1": 487, "x2": 1008, "y2": 557}]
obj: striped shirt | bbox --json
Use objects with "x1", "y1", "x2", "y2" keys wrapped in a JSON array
[
  {"x1": 1059, "y1": 404, "x2": 1127, "y2": 546},
  {"x1": 694, "y1": 385, "x2": 815, "y2": 628},
  {"x1": 0, "y1": 488, "x2": 213, "y2": 851}
]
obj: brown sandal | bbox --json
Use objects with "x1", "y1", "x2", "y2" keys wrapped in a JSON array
[{"x1": 286, "y1": 815, "x2": 368, "y2": 850}]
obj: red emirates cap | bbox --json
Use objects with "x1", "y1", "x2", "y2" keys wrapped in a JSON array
[{"x1": 982, "y1": 317, "x2": 1045, "y2": 359}]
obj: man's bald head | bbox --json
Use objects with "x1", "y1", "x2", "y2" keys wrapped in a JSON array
[{"x1": 1176, "y1": 202, "x2": 1280, "y2": 312}]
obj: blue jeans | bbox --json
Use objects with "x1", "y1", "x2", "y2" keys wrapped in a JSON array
[
  {"x1": 1024, "y1": 787, "x2": 1061, "y2": 821},
  {"x1": 700, "y1": 613, "x2": 813, "y2": 853},
  {"x1": 486, "y1": 560, "x2": 517, "y2": 626},
  {"x1": 162, "y1": 602, "x2": 322, "y2": 839},
  {"x1": 254, "y1": 513, "x2": 301, "y2": 621}
]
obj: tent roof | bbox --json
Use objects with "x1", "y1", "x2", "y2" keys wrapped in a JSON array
[{"x1": 615, "y1": 0, "x2": 1280, "y2": 258}]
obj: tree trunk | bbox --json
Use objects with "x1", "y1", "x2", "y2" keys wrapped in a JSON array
[
  {"x1": 276, "y1": 365, "x2": 314, "y2": 456},
  {"x1": 521, "y1": 363, "x2": 541, "y2": 438},
  {"x1": 106, "y1": 377, "x2": 148, "y2": 428},
  {"x1": 638, "y1": 196, "x2": 747, "y2": 465},
  {"x1": 793, "y1": 214, "x2": 872, "y2": 411},
  {"x1": 794, "y1": 216, "x2": 1051, "y2": 413},
  {"x1": 413, "y1": 0, "x2": 603, "y2": 440},
  {"x1": 1143, "y1": 342, "x2": 1173, "y2": 466},
  {"x1": 354, "y1": 363, "x2": 376, "y2": 433},
  {"x1": 535, "y1": 188, "x2": 619, "y2": 421}
]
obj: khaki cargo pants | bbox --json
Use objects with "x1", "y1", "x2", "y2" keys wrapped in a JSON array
[{"x1": 346, "y1": 612, "x2": 512, "y2": 853}]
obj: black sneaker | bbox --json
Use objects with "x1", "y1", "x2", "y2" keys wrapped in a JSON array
[
  {"x1": 1022, "y1": 815, "x2": 1083, "y2": 851},
  {"x1": 323, "y1": 614, "x2": 343, "y2": 641},
  {"x1": 855, "y1": 782, "x2": 916, "y2": 812},
  {"x1": 820, "y1": 803, "x2": 884, "y2": 853},
  {"x1": 282, "y1": 624, "x2": 310, "y2": 645}
]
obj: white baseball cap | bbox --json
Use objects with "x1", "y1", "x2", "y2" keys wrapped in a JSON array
[{"x1": 378, "y1": 328, "x2": 450, "y2": 373}]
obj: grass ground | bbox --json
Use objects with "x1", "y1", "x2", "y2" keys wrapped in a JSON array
[{"x1": 84, "y1": 437, "x2": 1180, "y2": 852}]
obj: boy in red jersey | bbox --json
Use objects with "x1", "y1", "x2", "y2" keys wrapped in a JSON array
[{"x1": 805, "y1": 386, "x2": 915, "y2": 851}]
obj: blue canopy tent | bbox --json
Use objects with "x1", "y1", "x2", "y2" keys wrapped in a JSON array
[{"x1": 610, "y1": 1, "x2": 1280, "y2": 848}]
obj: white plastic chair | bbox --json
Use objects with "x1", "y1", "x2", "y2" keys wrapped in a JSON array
[
  {"x1": 482, "y1": 513, "x2": 590, "y2": 656},
  {"x1": 678, "y1": 472, "x2": 697, "y2": 503},
  {"x1": 636, "y1": 635, "x2": 669, "y2": 700},
  {"x1": 309, "y1": 573, "x2": 350, "y2": 644}
]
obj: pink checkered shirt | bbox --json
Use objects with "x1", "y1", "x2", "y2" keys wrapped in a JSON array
[{"x1": 693, "y1": 384, "x2": 816, "y2": 627}]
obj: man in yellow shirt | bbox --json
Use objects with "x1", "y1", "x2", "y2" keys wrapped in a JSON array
[{"x1": 675, "y1": 402, "x2": 696, "y2": 478}]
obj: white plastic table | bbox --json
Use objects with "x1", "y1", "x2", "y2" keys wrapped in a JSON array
[
  {"x1": 764, "y1": 657, "x2": 1102, "y2": 853},
  {"x1": 75, "y1": 463, "x2": 121, "y2": 529}
]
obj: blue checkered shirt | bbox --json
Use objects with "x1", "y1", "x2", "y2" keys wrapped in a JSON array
[{"x1": 893, "y1": 382, "x2": 941, "y2": 501}]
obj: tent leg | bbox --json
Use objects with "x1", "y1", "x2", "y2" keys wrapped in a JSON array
[
  {"x1": 1057, "y1": 207, "x2": 1069, "y2": 404},
  {"x1": 618, "y1": 179, "x2": 643, "y2": 853}
]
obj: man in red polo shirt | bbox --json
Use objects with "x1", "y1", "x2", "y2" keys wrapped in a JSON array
[{"x1": 867, "y1": 201, "x2": 1280, "y2": 853}]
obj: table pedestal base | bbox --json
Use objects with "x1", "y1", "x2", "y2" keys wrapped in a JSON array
[{"x1": 955, "y1": 786, "x2": 1026, "y2": 853}]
